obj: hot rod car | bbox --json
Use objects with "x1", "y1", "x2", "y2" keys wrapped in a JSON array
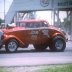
[{"x1": 0, "y1": 20, "x2": 68, "y2": 52}]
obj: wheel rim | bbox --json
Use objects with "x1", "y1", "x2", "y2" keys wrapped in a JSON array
[
  {"x1": 8, "y1": 41, "x2": 17, "y2": 52},
  {"x1": 55, "y1": 40, "x2": 63, "y2": 50}
]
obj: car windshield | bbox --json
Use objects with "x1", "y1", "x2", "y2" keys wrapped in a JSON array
[{"x1": 16, "y1": 21, "x2": 48, "y2": 28}]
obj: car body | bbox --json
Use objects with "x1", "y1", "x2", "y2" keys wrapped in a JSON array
[{"x1": 0, "y1": 20, "x2": 68, "y2": 52}]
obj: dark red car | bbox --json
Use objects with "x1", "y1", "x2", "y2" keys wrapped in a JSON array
[{"x1": 0, "y1": 20, "x2": 68, "y2": 53}]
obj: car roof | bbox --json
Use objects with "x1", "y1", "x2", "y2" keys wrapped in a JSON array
[{"x1": 16, "y1": 19, "x2": 47, "y2": 23}]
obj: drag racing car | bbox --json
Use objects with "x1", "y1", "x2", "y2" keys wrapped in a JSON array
[{"x1": 0, "y1": 20, "x2": 68, "y2": 53}]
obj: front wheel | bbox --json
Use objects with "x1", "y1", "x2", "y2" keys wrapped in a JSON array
[
  {"x1": 5, "y1": 39, "x2": 18, "y2": 53},
  {"x1": 49, "y1": 37, "x2": 66, "y2": 52}
]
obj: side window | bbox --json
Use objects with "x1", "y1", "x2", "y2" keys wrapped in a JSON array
[
  {"x1": 30, "y1": 23, "x2": 34, "y2": 28},
  {"x1": 21, "y1": 23, "x2": 25, "y2": 27},
  {"x1": 25, "y1": 22, "x2": 30, "y2": 28},
  {"x1": 34, "y1": 22, "x2": 40, "y2": 28},
  {"x1": 25, "y1": 22, "x2": 35, "y2": 28},
  {"x1": 16, "y1": 22, "x2": 20, "y2": 27},
  {"x1": 16, "y1": 22, "x2": 26, "y2": 27},
  {"x1": 40, "y1": 22, "x2": 44, "y2": 27}
]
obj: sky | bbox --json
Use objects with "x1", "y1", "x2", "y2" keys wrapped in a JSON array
[
  {"x1": 0, "y1": 0, "x2": 67, "y2": 24},
  {"x1": 36, "y1": 11, "x2": 67, "y2": 24},
  {"x1": 0, "y1": 0, "x2": 13, "y2": 19},
  {"x1": 36, "y1": 11, "x2": 53, "y2": 24}
]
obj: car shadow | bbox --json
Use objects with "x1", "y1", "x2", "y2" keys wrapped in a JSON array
[
  {"x1": 0, "y1": 49, "x2": 53, "y2": 54},
  {"x1": 0, "y1": 47, "x2": 71, "y2": 54}
]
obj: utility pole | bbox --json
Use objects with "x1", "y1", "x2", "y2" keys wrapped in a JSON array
[
  {"x1": 4, "y1": 0, "x2": 5, "y2": 21},
  {"x1": 4, "y1": 0, "x2": 6, "y2": 27}
]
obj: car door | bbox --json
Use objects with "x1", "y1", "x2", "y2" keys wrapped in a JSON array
[
  {"x1": 20, "y1": 21, "x2": 49, "y2": 45},
  {"x1": 28, "y1": 22, "x2": 50, "y2": 44}
]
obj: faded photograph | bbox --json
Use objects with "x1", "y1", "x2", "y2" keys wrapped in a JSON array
[{"x1": 0, "y1": 0, "x2": 72, "y2": 72}]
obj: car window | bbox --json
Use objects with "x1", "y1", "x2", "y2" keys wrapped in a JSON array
[
  {"x1": 16, "y1": 22, "x2": 25, "y2": 27},
  {"x1": 16, "y1": 21, "x2": 48, "y2": 28}
]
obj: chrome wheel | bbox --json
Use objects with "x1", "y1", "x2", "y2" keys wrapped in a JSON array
[
  {"x1": 55, "y1": 40, "x2": 63, "y2": 50},
  {"x1": 5, "y1": 39, "x2": 18, "y2": 53},
  {"x1": 8, "y1": 41, "x2": 17, "y2": 52},
  {"x1": 49, "y1": 36, "x2": 66, "y2": 52}
]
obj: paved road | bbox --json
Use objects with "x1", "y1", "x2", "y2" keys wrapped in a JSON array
[{"x1": 0, "y1": 41, "x2": 72, "y2": 66}]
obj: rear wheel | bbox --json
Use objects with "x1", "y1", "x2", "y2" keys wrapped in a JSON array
[
  {"x1": 5, "y1": 39, "x2": 18, "y2": 53},
  {"x1": 49, "y1": 36, "x2": 66, "y2": 52}
]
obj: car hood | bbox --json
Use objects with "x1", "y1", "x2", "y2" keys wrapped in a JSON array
[{"x1": 2, "y1": 27, "x2": 25, "y2": 33}]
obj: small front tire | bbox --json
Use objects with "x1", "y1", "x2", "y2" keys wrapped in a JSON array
[{"x1": 5, "y1": 39, "x2": 18, "y2": 53}]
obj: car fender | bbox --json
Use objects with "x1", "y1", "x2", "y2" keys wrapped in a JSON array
[
  {"x1": 4, "y1": 34, "x2": 25, "y2": 47},
  {"x1": 52, "y1": 32, "x2": 65, "y2": 40}
]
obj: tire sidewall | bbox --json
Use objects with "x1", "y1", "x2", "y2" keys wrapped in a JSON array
[
  {"x1": 54, "y1": 38, "x2": 66, "y2": 51},
  {"x1": 5, "y1": 39, "x2": 18, "y2": 53},
  {"x1": 50, "y1": 36, "x2": 66, "y2": 52}
]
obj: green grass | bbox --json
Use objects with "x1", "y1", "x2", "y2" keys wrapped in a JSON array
[
  {"x1": 0, "y1": 68, "x2": 7, "y2": 72},
  {"x1": 35, "y1": 64, "x2": 72, "y2": 72},
  {"x1": 0, "y1": 64, "x2": 72, "y2": 72}
]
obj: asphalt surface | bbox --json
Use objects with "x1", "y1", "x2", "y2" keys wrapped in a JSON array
[{"x1": 0, "y1": 41, "x2": 72, "y2": 66}]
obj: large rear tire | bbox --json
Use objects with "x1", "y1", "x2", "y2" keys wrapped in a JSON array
[{"x1": 49, "y1": 36, "x2": 66, "y2": 52}]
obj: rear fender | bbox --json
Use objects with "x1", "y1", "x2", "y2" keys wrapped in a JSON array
[{"x1": 51, "y1": 33, "x2": 65, "y2": 40}]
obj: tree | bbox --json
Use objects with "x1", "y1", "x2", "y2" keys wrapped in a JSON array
[
  {"x1": 63, "y1": 18, "x2": 71, "y2": 34},
  {"x1": 0, "y1": 18, "x2": 4, "y2": 25}
]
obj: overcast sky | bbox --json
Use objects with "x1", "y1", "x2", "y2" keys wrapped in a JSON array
[{"x1": 0, "y1": 0, "x2": 13, "y2": 19}]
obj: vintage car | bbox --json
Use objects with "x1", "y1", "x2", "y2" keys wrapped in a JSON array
[{"x1": 0, "y1": 20, "x2": 67, "y2": 52}]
